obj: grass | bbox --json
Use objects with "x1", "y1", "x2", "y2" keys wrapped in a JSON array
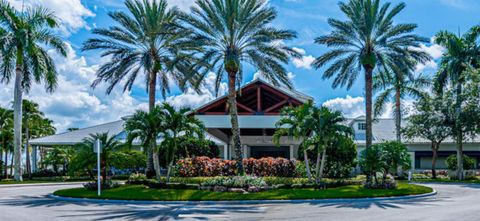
[{"x1": 53, "y1": 182, "x2": 432, "y2": 201}]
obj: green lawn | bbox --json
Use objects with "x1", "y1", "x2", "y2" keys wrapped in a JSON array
[{"x1": 53, "y1": 182, "x2": 433, "y2": 201}]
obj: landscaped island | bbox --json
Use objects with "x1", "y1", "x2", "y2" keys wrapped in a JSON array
[{"x1": 54, "y1": 182, "x2": 432, "y2": 201}]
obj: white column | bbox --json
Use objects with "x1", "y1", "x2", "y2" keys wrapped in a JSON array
[
  {"x1": 223, "y1": 144, "x2": 228, "y2": 159},
  {"x1": 243, "y1": 145, "x2": 248, "y2": 158},
  {"x1": 289, "y1": 145, "x2": 294, "y2": 160}
]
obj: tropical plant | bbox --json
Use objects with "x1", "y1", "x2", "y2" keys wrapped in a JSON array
[
  {"x1": 0, "y1": 1, "x2": 67, "y2": 181},
  {"x1": 0, "y1": 107, "x2": 13, "y2": 178},
  {"x1": 82, "y1": 0, "x2": 192, "y2": 178},
  {"x1": 21, "y1": 100, "x2": 44, "y2": 178},
  {"x1": 182, "y1": 0, "x2": 299, "y2": 174},
  {"x1": 274, "y1": 102, "x2": 316, "y2": 181},
  {"x1": 433, "y1": 26, "x2": 480, "y2": 180},
  {"x1": 373, "y1": 63, "x2": 430, "y2": 141},
  {"x1": 41, "y1": 146, "x2": 74, "y2": 173},
  {"x1": 75, "y1": 133, "x2": 124, "y2": 185},
  {"x1": 403, "y1": 93, "x2": 452, "y2": 179},
  {"x1": 313, "y1": 0, "x2": 429, "y2": 159},
  {"x1": 446, "y1": 154, "x2": 475, "y2": 171},
  {"x1": 157, "y1": 103, "x2": 205, "y2": 182},
  {"x1": 323, "y1": 135, "x2": 357, "y2": 179},
  {"x1": 124, "y1": 106, "x2": 164, "y2": 180},
  {"x1": 306, "y1": 106, "x2": 353, "y2": 184}
]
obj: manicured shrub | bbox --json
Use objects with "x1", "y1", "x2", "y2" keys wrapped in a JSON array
[
  {"x1": 126, "y1": 173, "x2": 148, "y2": 185},
  {"x1": 446, "y1": 154, "x2": 475, "y2": 171},
  {"x1": 175, "y1": 157, "x2": 297, "y2": 177},
  {"x1": 83, "y1": 180, "x2": 120, "y2": 191}
]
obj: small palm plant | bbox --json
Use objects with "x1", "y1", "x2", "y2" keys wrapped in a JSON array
[
  {"x1": 124, "y1": 106, "x2": 164, "y2": 181},
  {"x1": 182, "y1": 0, "x2": 299, "y2": 174},
  {"x1": 76, "y1": 133, "x2": 124, "y2": 185},
  {"x1": 0, "y1": 1, "x2": 67, "y2": 181},
  {"x1": 158, "y1": 103, "x2": 204, "y2": 182}
]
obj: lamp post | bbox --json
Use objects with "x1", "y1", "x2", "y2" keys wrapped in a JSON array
[{"x1": 94, "y1": 139, "x2": 102, "y2": 196}]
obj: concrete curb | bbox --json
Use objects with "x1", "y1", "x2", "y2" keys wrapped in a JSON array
[
  {"x1": 0, "y1": 182, "x2": 85, "y2": 188},
  {"x1": 49, "y1": 189, "x2": 437, "y2": 205}
]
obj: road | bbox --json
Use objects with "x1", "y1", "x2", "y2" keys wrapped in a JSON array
[{"x1": 0, "y1": 183, "x2": 479, "y2": 220}]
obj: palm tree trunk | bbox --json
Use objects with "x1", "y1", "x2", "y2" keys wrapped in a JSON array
[
  {"x1": 315, "y1": 151, "x2": 321, "y2": 184},
  {"x1": 13, "y1": 62, "x2": 23, "y2": 182},
  {"x1": 318, "y1": 148, "x2": 327, "y2": 185},
  {"x1": 431, "y1": 142, "x2": 438, "y2": 179},
  {"x1": 364, "y1": 65, "x2": 374, "y2": 183},
  {"x1": 146, "y1": 71, "x2": 157, "y2": 178},
  {"x1": 9, "y1": 153, "x2": 13, "y2": 177},
  {"x1": 152, "y1": 151, "x2": 161, "y2": 182},
  {"x1": 455, "y1": 83, "x2": 464, "y2": 180},
  {"x1": 303, "y1": 149, "x2": 312, "y2": 181},
  {"x1": 456, "y1": 135, "x2": 464, "y2": 180},
  {"x1": 395, "y1": 88, "x2": 402, "y2": 142},
  {"x1": 227, "y1": 72, "x2": 243, "y2": 174},
  {"x1": 25, "y1": 126, "x2": 31, "y2": 179},
  {"x1": 4, "y1": 149, "x2": 7, "y2": 178}
]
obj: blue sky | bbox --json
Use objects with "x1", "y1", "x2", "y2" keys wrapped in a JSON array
[{"x1": 0, "y1": 0, "x2": 479, "y2": 132}]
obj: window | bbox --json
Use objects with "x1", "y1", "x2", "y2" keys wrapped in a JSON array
[{"x1": 358, "y1": 123, "x2": 366, "y2": 130}]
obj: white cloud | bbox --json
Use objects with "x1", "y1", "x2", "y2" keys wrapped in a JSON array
[
  {"x1": 414, "y1": 37, "x2": 445, "y2": 73},
  {"x1": 167, "y1": 0, "x2": 195, "y2": 11},
  {"x1": 292, "y1": 47, "x2": 315, "y2": 69},
  {"x1": 415, "y1": 60, "x2": 438, "y2": 74},
  {"x1": 166, "y1": 72, "x2": 227, "y2": 109},
  {"x1": 6, "y1": 0, "x2": 95, "y2": 36},
  {"x1": 323, "y1": 95, "x2": 365, "y2": 118}
]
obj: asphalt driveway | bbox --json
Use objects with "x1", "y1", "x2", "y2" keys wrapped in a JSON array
[{"x1": 0, "y1": 182, "x2": 478, "y2": 220}]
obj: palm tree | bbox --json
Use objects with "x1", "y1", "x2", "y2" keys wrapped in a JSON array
[
  {"x1": 22, "y1": 100, "x2": 44, "y2": 178},
  {"x1": 313, "y1": 0, "x2": 429, "y2": 156},
  {"x1": 77, "y1": 133, "x2": 123, "y2": 185},
  {"x1": 308, "y1": 106, "x2": 352, "y2": 184},
  {"x1": 158, "y1": 103, "x2": 204, "y2": 182},
  {"x1": 373, "y1": 62, "x2": 431, "y2": 142},
  {"x1": 124, "y1": 106, "x2": 164, "y2": 181},
  {"x1": 0, "y1": 2, "x2": 67, "y2": 181},
  {"x1": 433, "y1": 26, "x2": 480, "y2": 180},
  {"x1": 83, "y1": 0, "x2": 191, "y2": 178},
  {"x1": 182, "y1": 0, "x2": 299, "y2": 173},
  {"x1": 274, "y1": 102, "x2": 316, "y2": 182},
  {"x1": 0, "y1": 107, "x2": 13, "y2": 178}
]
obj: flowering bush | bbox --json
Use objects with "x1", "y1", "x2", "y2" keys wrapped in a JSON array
[
  {"x1": 126, "y1": 173, "x2": 148, "y2": 185},
  {"x1": 175, "y1": 157, "x2": 296, "y2": 177},
  {"x1": 201, "y1": 176, "x2": 268, "y2": 188}
]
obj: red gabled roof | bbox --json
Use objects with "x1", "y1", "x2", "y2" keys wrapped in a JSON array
[{"x1": 194, "y1": 79, "x2": 311, "y2": 116}]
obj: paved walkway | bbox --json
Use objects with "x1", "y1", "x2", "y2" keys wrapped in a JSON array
[{"x1": 0, "y1": 183, "x2": 478, "y2": 220}]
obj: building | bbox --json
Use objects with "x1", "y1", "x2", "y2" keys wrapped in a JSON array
[{"x1": 30, "y1": 79, "x2": 480, "y2": 171}]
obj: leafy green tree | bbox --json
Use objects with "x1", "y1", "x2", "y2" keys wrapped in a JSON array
[
  {"x1": 446, "y1": 154, "x2": 475, "y2": 171},
  {"x1": 403, "y1": 93, "x2": 452, "y2": 179},
  {"x1": 125, "y1": 106, "x2": 164, "y2": 180},
  {"x1": 41, "y1": 146, "x2": 74, "y2": 173},
  {"x1": 373, "y1": 63, "x2": 430, "y2": 142},
  {"x1": 433, "y1": 26, "x2": 480, "y2": 180},
  {"x1": 323, "y1": 135, "x2": 357, "y2": 179},
  {"x1": 110, "y1": 150, "x2": 146, "y2": 171},
  {"x1": 82, "y1": 0, "x2": 191, "y2": 178},
  {"x1": 183, "y1": 0, "x2": 299, "y2": 174},
  {"x1": 314, "y1": 0, "x2": 429, "y2": 156},
  {"x1": 0, "y1": 2, "x2": 67, "y2": 181},
  {"x1": 158, "y1": 103, "x2": 204, "y2": 182},
  {"x1": 22, "y1": 100, "x2": 44, "y2": 178},
  {"x1": 274, "y1": 102, "x2": 316, "y2": 181},
  {"x1": 75, "y1": 133, "x2": 124, "y2": 185}
]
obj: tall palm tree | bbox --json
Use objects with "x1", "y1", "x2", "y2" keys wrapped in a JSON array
[
  {"x1": 182, "y1": 0, "x2": 299, "y2": 173},
  {"x1": 313, "y1": 0, "x2": 429, "y2": 155},
  {"x1": 433, "y1": 26, "x2": 480, "y2": 180},
  {"x1": 124, "y1": 106, "x2": 164, "y2": 181},
  {"x1": 373, "y1": 62, "x2": 430, "y2": 142},
  {"x1": 274, "y1": 101, "x2": 316, "y2": 181},
  {"x1": 0, "y1": 2, "x2": 67, "y2": 181},
  {"x1": 83, "y1": 0, "x2": 191, "y2": 178},
  {"x1": 22, "y1": 100, "x2": 44, "y2": 178},
  {"x1": 77, "y1": 133, "x2": 123, "y2": 185},
  {"x1": 158, "y1": 103, "x2": 204, "y2": 182}
]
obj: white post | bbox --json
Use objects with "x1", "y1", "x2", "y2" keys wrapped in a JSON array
[
  {"x1": 223, "y1": 144, "x2": 228, "y2": 159},
  {"x1": 289, "y1": 145, "x2": 294, "y2": 160},
  {"x1": 243, "y1": 145, "x2": 248, "y2": 158},
  {"x1": 95, "y1": 139, "x2": 101, "y2": 196}
]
